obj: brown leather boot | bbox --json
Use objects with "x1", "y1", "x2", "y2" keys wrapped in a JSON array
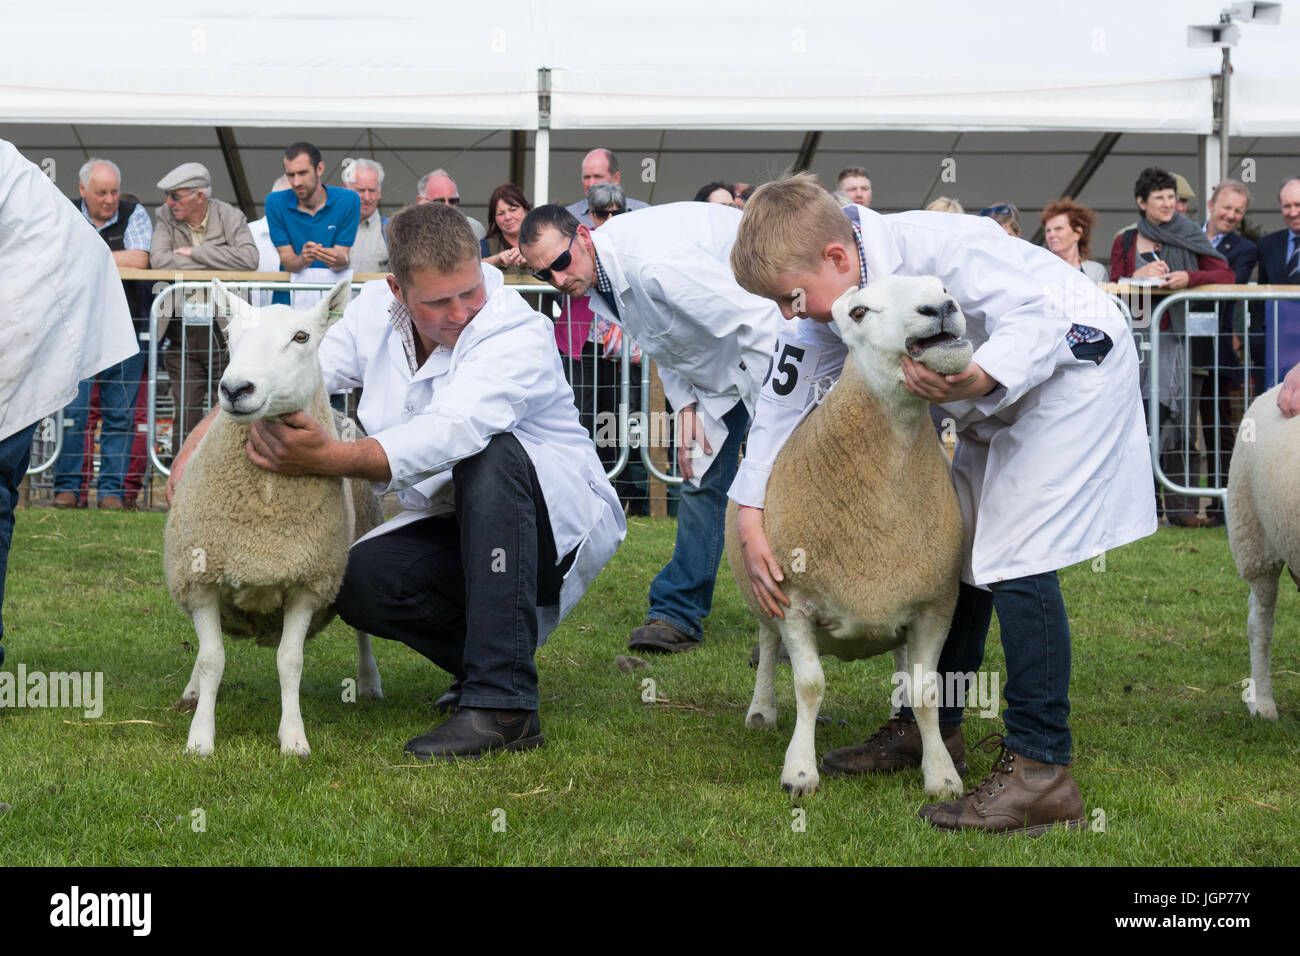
[
  {"x1": 820, "y1": 716, "x2": 967, "y2": 776},
  {"x1": 918, "y1": 734, "x2": 1085, "y2": 836}
]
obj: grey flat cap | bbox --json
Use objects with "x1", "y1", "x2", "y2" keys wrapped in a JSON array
[{"x1": 157, "y1": 162, "x2": 211, "y2": 192}]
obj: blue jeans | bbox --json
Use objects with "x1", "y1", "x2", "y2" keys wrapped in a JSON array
[
  {"x1": 901, "y1": 572, "x2": 1072, "y2": 765},
  {"x1": 53, "y1": 350, "x2": 145, "y2": 499},
  {"x1": 646, "y1": 400, "x2": 749, "y2": 641},
  {"x1": 1, "y1": 422, "x2": 39, "y2": 663}
]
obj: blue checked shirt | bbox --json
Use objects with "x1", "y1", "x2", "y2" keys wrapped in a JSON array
[
  {"x1": 593, "y1": 251, "x2": 620, "y2": 319},
  {"x1": 80, "y1": 200, "x2": 153, "y2": 251}
]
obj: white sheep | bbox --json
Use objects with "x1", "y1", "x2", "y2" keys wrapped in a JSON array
[
  {"x1": 725, "y1": 275, "x2": 972, "y2": 798},
  {"x1": 1226, "y1": 383, "x2": 1300, "y2": 720},
  {"x1": 164, "y1": 278, "x2": 384, "y2": 756}
]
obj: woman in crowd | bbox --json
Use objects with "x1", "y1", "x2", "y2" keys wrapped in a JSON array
[
  {"x1": 926, "y1": 196, "x2": 964, "y2": 213},
  {"x1": 1110, "y1": 166, "x2": 1234, "y2": 528},
  {"x1": 1041, "y1": 198, "x2": 1108, "y2": 282},
  {"x1": 979, "y1": 202, "x2": 1021, "y2": 236},
  {"x1": 693, "y1": 181, "x2": 737, "y2": 206},
  {"x1": 482, "y1": 183, "x2": 531, "y2": 276}
]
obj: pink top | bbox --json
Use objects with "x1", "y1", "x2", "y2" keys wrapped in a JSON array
[{"x1": 554, "y1": 294, "x2": 595, "y2": 358}]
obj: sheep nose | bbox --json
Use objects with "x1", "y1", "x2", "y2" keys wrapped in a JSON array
[{"x1": 220, "y1": 379, "x2": 255, "y2": 404}]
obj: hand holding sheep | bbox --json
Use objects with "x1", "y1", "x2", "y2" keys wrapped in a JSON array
[
  {"x1": 1277, "y1": 363, "x2": 1300, "y2": 418},
  {"x1": 246, "y1": 412, "x2": 336, "y2": 475},
  {"x1": 899, "y1": 356, "x2": 997, "y2": 404}
]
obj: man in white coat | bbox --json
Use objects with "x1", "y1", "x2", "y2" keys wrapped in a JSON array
[
  {"x1": 519, "y1": 202, "x2": 784, "y2": 653},
  {"x1": 168, "y1": 202, "x2": 625, "y2": 759},
  {"x1": 729, "y1": 174, "x2": 1156, "y2": 835},
  {"x1": 0, "y1": 139, "x2": 138, "y2": 666}
]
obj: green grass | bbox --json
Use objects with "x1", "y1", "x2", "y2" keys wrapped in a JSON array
[{"x1": 0, "y1": 510, "x2": 1296, "y2": 865}]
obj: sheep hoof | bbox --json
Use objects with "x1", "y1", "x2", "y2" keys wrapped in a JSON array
[
  {"x1": 925, "y1": 775, "x2": 963, "y2": 799},
  {"x1": 185, "y1": 739, "x2": 213, "y2": 758},
  {"x1": 781, "y1": 768, "x2": 819, "y2": 797},
  {"x1": 357, "y1": 684, "x2": 384, "y2": 701},
  {"x1": 745, "y1": 708, "x2": 777, "y2": 729},
  {"x1": 1248, "y1": 699, "x2": 1279, "y2": 720},
  {"x1": 279, "y1": 730, "x2": 311, "y2": 757}
]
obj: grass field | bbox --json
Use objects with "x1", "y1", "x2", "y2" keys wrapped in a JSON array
[{"x1": 0, "y1": 510, "x2": 1296, "y2": 866}]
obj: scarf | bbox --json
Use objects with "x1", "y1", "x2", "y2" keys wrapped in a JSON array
[{"x1": 1136, "y1": 211, "x2": 1226, "y2": 271}]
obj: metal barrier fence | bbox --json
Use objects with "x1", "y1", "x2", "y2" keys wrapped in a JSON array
[
  {"x1": 23, "y1": 413, "x2": 63, "y2": 476},
  {"x1": 140, "y1": 280, "x2": 669, "y2": 492},
  {"x1": 1144, "y1": 287, "x2": 1300, "y2": 504}
]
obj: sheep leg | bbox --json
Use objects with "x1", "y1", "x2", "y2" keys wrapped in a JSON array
[
  {"x1": 779, "y1": 611, "x2": 825, "y2": 797},
  {"x1": 745, "y1": 617, "x2": 780, "y2": 729},
  {"x1": 1246, "y1": 573, "x2": 1279, "y2": 720},
  {"x1": 890, "y1": 645, "x2": 909, "y2": 716},
  {"x1": 184, "y1": 589, "x2": 225, "y2": 756},
  {"x1": 175, "y1": 656, "x2": 201, "y2": 712},
  {"x1": 355, "y1": 630, "x2": 383, "y2": 699},
  {"x1": 277, "y1": 591, "x2": 316, "y2": 757},
  {"x1": 909, "y1": 610, "x2": 963, "y2": 798}
]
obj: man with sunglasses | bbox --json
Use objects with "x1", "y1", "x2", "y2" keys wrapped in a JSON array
[
  {"x1": 519, "y1": 202, "x2": 784, "y2": 654},
  {"x1": 416, "y1": 168, "x2": 487, "y2": 241}
]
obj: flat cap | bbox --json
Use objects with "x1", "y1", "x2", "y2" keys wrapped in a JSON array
[
  {"x1": 1172, "y1": 172, "x2": 1196, "y2": 201},
  {"x1": 157, "y1": 162, "x2": 211, "y2": 192}
]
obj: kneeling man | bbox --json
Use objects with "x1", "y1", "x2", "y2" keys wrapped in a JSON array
[{"x1": 170, "y1": 202, "x2": 625, "y2": 759}]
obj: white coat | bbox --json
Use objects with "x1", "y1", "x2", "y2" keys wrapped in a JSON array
[
  {"x1": 729, "y1": 207, "x2": 1157, "y2": 586},
  {"x1": 585, "y1": 202, "x2": 785, "y2": 483},
  {"x1": 317, "y1": 265, "x2": 626, "y2": 640},
  {"x1": 0, "y1": 138, "x2": 137, "y2": 442}
]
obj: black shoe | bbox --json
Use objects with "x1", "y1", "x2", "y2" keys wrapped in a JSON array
[
  {"x1": 403, "y1": 707, "x2": 543, "y2": 761},
  {"x1": 432, "y1": 679, "x2": 462, "y2": 714},
  {"x1": 628, "y1": 621, "x2": 700, "y2": 654}
]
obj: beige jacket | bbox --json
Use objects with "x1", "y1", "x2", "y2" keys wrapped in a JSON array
[{"x1": 151, "y1": 196, "x2": 260, "y2": 326}]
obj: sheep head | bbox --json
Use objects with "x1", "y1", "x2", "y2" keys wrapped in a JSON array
[
  {"x1": 210, "y1": 278, "x2": 352, "y2": 424},
  {"x1": 831, "y1": 276, "x2": 973, "y2": 396}
]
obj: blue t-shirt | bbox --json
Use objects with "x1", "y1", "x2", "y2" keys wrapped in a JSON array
[{"x1": 265, "y1": 186, "x2": 360, "y2": 254}]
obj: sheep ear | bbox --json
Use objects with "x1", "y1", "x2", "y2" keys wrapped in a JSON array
[
  {"x1": 318, "y1": 278, "x2": 352, "y2": 331},
  {"x1": 210, "y1": 278, "x2": 251, "y2": 333}
]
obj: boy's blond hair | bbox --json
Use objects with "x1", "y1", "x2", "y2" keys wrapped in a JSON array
[{"x1": 731, "y1": 172, "x2": 855, "y2": 298}]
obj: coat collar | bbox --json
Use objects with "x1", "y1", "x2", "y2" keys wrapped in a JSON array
[{"x1": 853, "y1": 206, "x2": 904, "y2": 281}]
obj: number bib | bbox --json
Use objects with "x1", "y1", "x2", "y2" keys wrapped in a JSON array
[{"x1": 760, "y1": 337, "x2": 827, "y2": 409}]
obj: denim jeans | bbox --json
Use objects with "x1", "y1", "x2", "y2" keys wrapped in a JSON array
[
  {"x1": 0, "y1": 422, "x2": 39, "y2": 663},
  {"x1": 901, "y1": 571, "x2": 1072, "y2": 765},
  {"x1": 53, "y1": 350, "x2": 146, "y2": 499},
  {"x1": 334, "y1": 433, "x2": 574, "y2": 711},
  {"x1": 646, "y1": 400, "x2": 749, "y2": 641}
]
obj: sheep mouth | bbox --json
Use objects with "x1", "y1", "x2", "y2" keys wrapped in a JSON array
[{"x1": 905, "y1": 332, "x2": 964, "y2": 358}]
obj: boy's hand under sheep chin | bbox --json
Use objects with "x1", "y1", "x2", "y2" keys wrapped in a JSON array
[
  {"x1": 737, "y1": 505, "x2": 791, "y2": 619},
  {"x1": 900, "y1": 356, "x2": 997, "y2": 404}
]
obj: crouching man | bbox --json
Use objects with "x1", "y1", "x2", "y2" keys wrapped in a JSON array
[
  {"x1": 729, "y1": 174, "x2": 1156, "y2": 834},
  {"x1": 168, "y1": 202, "x2": 625, "y2": 760}
]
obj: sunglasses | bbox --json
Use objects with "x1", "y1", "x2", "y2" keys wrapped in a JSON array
[
  {"x1": 978, "y1": 204, "x2": 1014, "y2": 217},
  {"x1": 590, "y1": 207, "x2": 625, "y2": 221},
  {"x1": 419, "y1": 196, "x2": 460, "y2": 206},
  {"x1": 531, "y1": 230, "x2": 578, "y2": 283}
]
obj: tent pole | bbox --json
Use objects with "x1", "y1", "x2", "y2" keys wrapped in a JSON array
[{"x1": 535, "y1": 67, "x2": 552, "y2": 205}]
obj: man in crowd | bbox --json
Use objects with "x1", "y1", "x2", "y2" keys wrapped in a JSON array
[
  {"x1": 51, "y1": 158, "x2": 153, "y2": 510},
  {"x1": 150, "y1": 162, "x2": 259, "y2": 447},
  {"x1": 266, "y1": 141, "x2": 359, "y2": 308},
  {"x1": 519, "y1": 201, "x2": 782, "y2": 654},
  {"x1": 836, "y1": 166, "x2": 873, "y2": 208},
  {"x1": 416, "y1": 169, "x2": 486, "y2": 240},
  {"x1": 344, "y1": 157, "x2": 388, "y2": 273},
  {"x1": 565, "y1": 148, "x2": 649, "y2": 227},
  {"x1": 1, "y1": 139, "x2": 137, "y2": 664},
  {"x1": 167, "y1": 202, "x2": 624, "y2": 760}
]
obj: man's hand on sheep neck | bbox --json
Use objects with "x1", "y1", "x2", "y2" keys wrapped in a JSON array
[
  {"x1": 247, "y1": 412, "x2": 392, "y2": 482},
  {"x1": 1278, "y1": 363, "x2": 1300, "y2": 419},
  {"x1": 899, "y1": 357, "x2": 999, "y2": 404}
]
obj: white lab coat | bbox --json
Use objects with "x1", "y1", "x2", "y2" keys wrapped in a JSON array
[
  {"x1": 0, "y1": 138, "x2": 137, "y2": 442},
  {"x1": 317, "y1": 265, "x2": 626, "y2": 640},
  {"x1": 729, "y1": 207, "x2": 1156, "y2": 586},
  {"x1": 586, "y1": 202, "x2": 785, "y2": 483}
]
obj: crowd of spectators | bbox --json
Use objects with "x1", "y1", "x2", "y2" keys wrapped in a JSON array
[{"x1": 39, "y1": 140, "x2": 1299, "y2": 526}]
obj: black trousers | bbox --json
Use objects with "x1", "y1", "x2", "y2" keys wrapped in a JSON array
[{"x1": 334, "y1": 433, "x2": 574, "y2": 711}]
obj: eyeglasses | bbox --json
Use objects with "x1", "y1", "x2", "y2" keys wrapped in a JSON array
[
  {"x1": 419, "y1": 195, "x2": 460, "y2": 206},
  {"x1": 590, "y1": 207, "x2": 625, "y2": 222},
  {"x1": 978, "y1": 204, "x2": 1014, "y2": 217},
  {"x1": 530, "y1": 231, "x2": 578, "y2": 283}
]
